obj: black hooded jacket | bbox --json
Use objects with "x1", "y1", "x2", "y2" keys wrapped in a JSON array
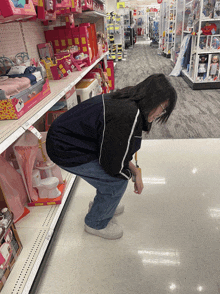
[{"x1": 46, "y1": 93, "x2": 143, "y2": 180}]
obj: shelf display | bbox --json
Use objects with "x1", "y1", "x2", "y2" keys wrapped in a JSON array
[
  {"x1": 182, "y1": 0, "x2": 220, "y2": 89},
  {"x1": 149, "y1": 17, "x2": 160, "y2": 47},
  {"x1": 0, "y1": 4, "x2": 108, "y2": 293},
  {"x1": 136, "y1": 8, "x2": 146, "y2": 37},
  {"x1": 171, "y1": 0, "x2": 184, "y2": 63},
  {"x1": 107, "y1": 12, "x2": 124, "y2": 61},
  {"x1": 164, "y1": 0, "x2": 176, "y2": 57},
  {"x1": 158, "y1": 1, "x2": 167, "y2": 54},
  {"x1": 118, "y1": 7, "x2": 135, "y2": 49}
]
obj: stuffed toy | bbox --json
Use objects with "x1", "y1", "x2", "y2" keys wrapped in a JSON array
[{"x1": 201, "y1": 23, "x2": 217, "y2": 35}]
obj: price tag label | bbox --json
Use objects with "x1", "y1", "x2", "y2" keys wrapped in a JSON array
[{"x1": 28, "y1": 126, "x2": 42, "y2": 140}]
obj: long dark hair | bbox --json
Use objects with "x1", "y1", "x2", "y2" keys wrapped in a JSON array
[{"x1": 110, "y1": 74, "x2": 177, "y2": 124}]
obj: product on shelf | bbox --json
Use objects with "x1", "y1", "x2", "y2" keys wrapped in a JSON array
[
  {"x1": 13, "y1": 131, "x2": 65, "y2": 206},
  {"x1": 44, "y1": 30, "x2": 62, "y2": 53},
  {"x1": 76, "y1": 78, "x2": 101, "y2": 102},
  {"x1": 0, "y1": 222, "x2": 22, "y2": 291},
  {"x1": 197, "y1": 54, "x2": 208, "y2": 81},
  {"x1": 0, "y1": 55, "x2": 51, "y2": 120},
  {"x1": 71, "y1": 0, "x2": 82, "y2": 13},
  {"x1": 209, "y1": 54, "x2": 219, "y2": 80},
  {"x1": 106, "y1": 60, "x2": 115, "y2": 90},
  {"x1": 179, "y1": 0, "x2": 220, "y2": 88},
  {"x1": 0, "y1": 154, "x2": 29, "y2": 222},
  {"x1": 0, "y1": 0, "x2": 36, "y2": 23},
  {"x1": 202, "y1": 0, "x2": 216, "y2": 18},
  {"x1": 82, "y1": 0, "x2": 93, "y2": 11},
  {"x1": 33, "y1": 0, "x2": 56, "y2": 21}
]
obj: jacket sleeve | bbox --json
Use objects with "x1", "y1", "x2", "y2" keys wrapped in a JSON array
[{"x1": 99, "y1": 107, "x2": 141, "y2": 180}]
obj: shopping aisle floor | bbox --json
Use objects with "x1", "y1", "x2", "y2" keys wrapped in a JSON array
[
  {"x1": 35, "y1": 138, "x2": 220, "y2": 294},
  {"x1": 114, "y1": 40, "x2": 220, "y2": 139}
]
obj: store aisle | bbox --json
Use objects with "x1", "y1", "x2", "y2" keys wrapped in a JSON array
[
  {"x1": 114, "y1": 40, "x2": 220, "y2": 139},
  {"x1": 35, "y1": 138, "x2": 220, "y2": 294}
]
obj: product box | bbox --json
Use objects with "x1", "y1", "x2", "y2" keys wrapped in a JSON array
[
  {"x1": 82, "y1": 0, "x2": 93, "y2": 11},
  {"x1": 107, "y1": 60, "x2": 115, "y2": 90},
  {"x1": 71, "y1": 0, "x2": 82, "y2": 13},
  {"x1": 0, "y1": 0, "x2": 36, "y2": 23},
  {"x1": 0, "y1": 190, "x2": 22, "y2": 292},
  {"x1": 36, "y1": 0, "x2": 56, "y2": 21},
  {"x1": 45, "y1": 30, "x2": 61, "y2": 53},
  {"x1": 0, "y1": 223, "x2": 22, "y2": 291},
  {"x1": 60, "y1": 85, "x2": 78, "y2": 109},
  {"x1": 54, "y1": 27, "x2": 68, "y2": 51},
  {"x1": 76, "y1": 78, "x2": 100, "y2": 102},
  {"x1": 56, "y1": 0, "x2": 72, "y2": 9},
  {"x1": 0, "y1": 79, "x2": 51, "y2": 120},
  {"x1": 65, "y1": 28, "x2": 74, "y2": 47},
  {"x1": 13, "y1": 131, "x2": 66, "y2": 207}
]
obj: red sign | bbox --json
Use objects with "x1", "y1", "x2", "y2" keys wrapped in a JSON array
[{"x1": 157, "y1": 0, "x2": 163, "y2": 3}]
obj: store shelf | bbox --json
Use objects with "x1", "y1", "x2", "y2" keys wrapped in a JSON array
[
  {"x1": 0, "y1": 125, "x2": 25, "y2": 155},
  {"x1": 201, "y1": 18, "x2": 220, "y2": 22},
  {"x1": 1, "y1": 170, "x2": 76, "y2": 294},
  {"x1": 182, "y1": 69, "x2": 220, "y2": 89},
  {"x1": 0, "y1": 51, "x2": 108, "y2": 153},
  {"x1": 193, "y1": 50, "x2": 220, "y2": 54},
  {"x1": 74, "y1": 10, "x2": 106, "y2": 19}
]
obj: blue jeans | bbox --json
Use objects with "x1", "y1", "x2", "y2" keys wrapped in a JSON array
[{"x1": 59, "y1": 160, "x2": 128, "y2": 230}]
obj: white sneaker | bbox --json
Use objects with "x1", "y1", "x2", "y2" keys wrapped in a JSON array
[
  {"x1": 88, "y1": 201, "x2": 124, "y2": 216},
  {"x1": 84, "y1": 218, "x2": 123, "y2": 240}
]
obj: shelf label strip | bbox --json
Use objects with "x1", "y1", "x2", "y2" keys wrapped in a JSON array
[{"x1": 28, "y1": 126, "x2": 42, "y2": 140}]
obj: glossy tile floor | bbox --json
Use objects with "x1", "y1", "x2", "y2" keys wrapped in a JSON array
[{"x1": 35, "y1": 138, "x2": 220, "y2": 294}]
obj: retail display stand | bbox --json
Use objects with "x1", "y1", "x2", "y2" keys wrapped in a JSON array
[
  {"x1": 171, "y1": 0, "x2": 184, "y2": 63},
  {"x1": 158, "y1": 0, "x2": 167, "y2": 55},
  {"x1": 164, "y1": 0, "x2": 176, "y2": 57},
  {"x1": 181, "y1": 0, "x2": 220, "y2": 89},
  {"x1": 136, "y1": 8, "x2": 146, "y2": 37},
  {"x1": 118, "y1": 7, "x2": 134, "y2": 49},
  {"x1": 0, "y1": 2, "x2": 108, "y2": 292},
  {"x1": 107, "y1": 12, "x2": 124, "y2": 61}
]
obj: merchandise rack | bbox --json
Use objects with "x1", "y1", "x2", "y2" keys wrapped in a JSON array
[
  {"x1": 0, "y1": 52, "x2": 108, "y2": 294},
  {"x1": 181, "y1": 0, "x2": 220, "y2": 89},
  {"x1": 0, "y1": 47, "x2": 108, "y2": 294},
  {"x1": 107, "y1": 13, "x2": 124, "y2": 62},
  {"x1": 0, "y1": 52, "x2": 108, "y2": 154},
  {"x1": 164, "y1": 0, "x2": 176, "y2": 57},
  {"x1": 158, "y1": 1, "x2": 167, "y2": 55},
  {"x1": 1, "y1": 170, "x2": 76, "y2": 294},
  {"x1": 171, "y1": 0, "x2": 184, "y2": 63},
  {"x1": 0, "y1": 4, "x2": 108, "y2": 293}
]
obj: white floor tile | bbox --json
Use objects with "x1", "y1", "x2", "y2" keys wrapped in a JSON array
[{"x1": 35, "y1": 139, "x2": 220, "y2": 294}]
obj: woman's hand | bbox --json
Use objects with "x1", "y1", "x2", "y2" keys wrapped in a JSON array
[
  {"x1": 129, "y1": 161, "x2": 144, "y2": 194},
  {"x1": 134, "y1": 168, "x2": 144, "y2": 194}
]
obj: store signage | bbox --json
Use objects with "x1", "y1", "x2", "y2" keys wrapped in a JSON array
[
  {"x1": 157, "y1": 0, "x2": 163, "y2": 3},
  {"x1": 117, "y1": 2, "x2": 125, "y2": 9}
]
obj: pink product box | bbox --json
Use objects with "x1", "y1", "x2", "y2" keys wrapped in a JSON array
[
  {"x1": 56, "y1": 0, "x2": 72, "y2": 9},
  {"x1": 0, "y1": 79, "x2": 51, "y2": 120},
  {"x1": 82, "y1": 0, "x2": 93, "y2": 11},
  {"x1": 0, "y1": 0, "x2": 36, "y2": 23}
]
